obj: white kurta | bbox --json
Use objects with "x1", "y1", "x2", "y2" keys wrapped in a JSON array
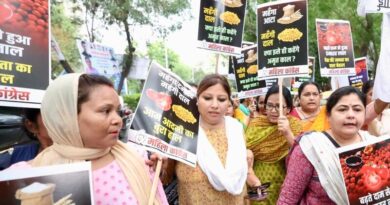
[{"x1": 373, "y1": 13, "x2": 390, "y2": 102}]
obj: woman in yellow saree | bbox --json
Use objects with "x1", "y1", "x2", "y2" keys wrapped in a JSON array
[{"x1": 246, "y1": 85, "x2": 302, "y2": 205}]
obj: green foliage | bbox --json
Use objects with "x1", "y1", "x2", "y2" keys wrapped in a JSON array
[
  {"x1": 123, "y1": 93, "x2": 141, "y2": 110},
  {"x1": 147, "y1": 41, "x2": 192, "y2": 81},
  {"x1": 51, "y1": 3, "x2": 82, "y2": 78},
  {"x1": 193, "y1": 68, "x2": 207, "y2": 85},
  {"x1": 127, "y1": 79, "x2": 143, "y2": 94},
  {"x1": 73, "y1": 0, "x2": 192, "y2": 92}
]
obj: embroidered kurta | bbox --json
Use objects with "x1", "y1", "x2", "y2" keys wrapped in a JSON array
[
  {"x1": 277, "y1": 145, "x2": 336, "y2": 205},
  {"x1": 176, "y1": 128, "x2": 245, "y2": 205}
]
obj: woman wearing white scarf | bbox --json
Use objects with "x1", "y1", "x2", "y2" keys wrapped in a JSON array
[
  {"x1": 277, "y1": 86, "x2": 379, "y2": 205},
  {"x1": 174, "y1": 74, "x2": 247, "y2": 205},
  {"x1": 31, "y1": 73, "x2": 166, "y2": 205}
]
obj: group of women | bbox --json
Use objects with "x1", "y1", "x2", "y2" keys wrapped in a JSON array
[{"x1": 2, "y1": 72, "x2": 389, "y2": 205}]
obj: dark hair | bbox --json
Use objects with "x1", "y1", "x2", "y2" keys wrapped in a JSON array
[
  {"x1": 256, "y1": 95, "x2": 265, "y2": 112},
  {"x1": 77, "y1": 74, "x2": 114, "y2": 113},
  {"x1": 362, "y1": 80, "x2": 374, "y2": 95},
  {"x1": 326, "y1": 86, "x2": 366, "y2": 115},
  {"x1": 197, "y1": 74, "x2": 231, "y2": 98},
  {"x1": 298, "y1": 81, "x2": 321, "y2": 98},
  {"x1": 23, "y1": 108, "x2": 41, "y2": 139},
  {"x1": 24, "y1": 108, "x2": 40, "y2": 123},
  {"x1": 264, "y1": 84, "x2": 293, "y2": 113}
]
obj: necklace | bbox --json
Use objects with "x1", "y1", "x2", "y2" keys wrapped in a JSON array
[{"x1": 298, "y1": 107, "x2": 320, "y2": 120}]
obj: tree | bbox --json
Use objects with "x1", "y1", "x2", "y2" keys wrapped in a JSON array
[
  {"x1": 147, "y1": 40, "x2": 192, "y2": 82},
  {"x1": 51, "y1": 2, "x2": 83, "y2": 77},
  {"x1": 74, "y1": 0, "x2": 192, "y2": 93}
]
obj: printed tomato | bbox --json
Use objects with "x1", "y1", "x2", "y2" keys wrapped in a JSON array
[
  {"x1": 0, "y1": 2, "x2": 13, "y2": 23},
  {"x1": 376, "y1": 166, "x2": 389, "y2": 181},
  {"x1": 355, "y1": 65, "x2": 362, "y2": 75},
  {"x1": 146, "y1": 89, "x2": 158, "y2": 100},
  {"x1": 156, "y1": 93, "x2": 172, "y2": 111},
  {"x1": 364, "y1": 171, "x2": 383, "y2": 192}
]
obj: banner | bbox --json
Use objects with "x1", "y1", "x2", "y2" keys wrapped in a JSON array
[
  {"x1": 348, "y1": 57, "x2": 369, "y2": 89},
  {"x1": 330, "y1": 57, "x2": 369, "y2": 90},
  {"x1": 0, "y1": 162, "x2": 93, "y2": 205},
  {"x1": 257, "y1": 0, "x2": 308, "y2": 80},
  {"x1": 0, "y1": 0, "x2": 50, "y2": 108},
  {"x1": 338, "y1": 136, "x2": 390, "y2": 205},
  {"x1": 291, "y1": 56, "x2": 315, "y2": 94},
  {"x1": 129, "y1": 66, "x2": 199, "y2": 167},
  {"x1": 233, "y1": 44, "x2": 270, "y2": 98},
  {"x1": 316, "y1": 19, "x2": 356, "y2": 77},
  {"x1": 197, "y1": 0, "x2": 247, "y2": 55},
  {"x1": 76, "y1": 40, "x2": 126, "y2": 94},
  {"x1": 361, "y1": 0, "x2": 390, "y2": 13},
  {"x1": 373, "y1": 13, "x2": 390, "y2": 103}
]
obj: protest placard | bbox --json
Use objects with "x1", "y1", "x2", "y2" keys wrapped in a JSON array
[
  {"x1": 348, "y1": 57, "x2": 369, "y2": 89},
  {"x1": 197, "y1": 0, "x2": 247, "y2": 55},
  {"x1": 0, "y1": 0, "x2": 49, "y2": 108},
  {"x1": 76, "y1": 40, "x2": 126, "y2": 94},
  {"x1": 338, "y1": 136, "x2": 390, "y2": 205},
  {"x1": 316, "y1": 19, "x2": 356, "y2": 77},
  {"x1": 0, "y1": 162, "x2": 93, "y2": 205},
  {"x1": 291, "y1": 56, "x2": 315, "y2": 94},
  {"x1": 233, "y1": 44, "x2": 270, "y2": 98},
  {"x1": 129, "y1": 66, "x2": 199, "y2": 167},
  {"x1": 363, "y1": 0, "x2": 390, "y2": 13},
  {"x1": 257, "y1": 0, "x2": 309, "y2": 80}
]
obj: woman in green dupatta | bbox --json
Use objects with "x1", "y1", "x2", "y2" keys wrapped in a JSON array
[{"x1": 246, "y1": 85, "x2": 302, "y2": 205}]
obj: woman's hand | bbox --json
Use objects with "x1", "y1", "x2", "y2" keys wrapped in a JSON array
[
  {"x1": 246, "y1": 149, "x2": 261, "y2": 187},
  {"x1": 145, "y1": 153, "x2": 168, "y2": 172},
  {"x1": 249, "y1": 104, "x2": 257, "y2": 118},
  {"x1": 277, "y1": 115, "x2": 291, "y2": 134},
  {"x1": 278, "y1": 115, "x2": 295, "y2": 146}
]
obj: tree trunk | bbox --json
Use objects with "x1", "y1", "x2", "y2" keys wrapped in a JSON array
[
  {"x1": 117, "y1": 20, "x2": 134, "y2": 94},
  {"x1": 85, "y1": 8, "x2": 92, "y2": 42},
  {"x1": 366, "y1": 15, "x2": 379, "y2": 76}
]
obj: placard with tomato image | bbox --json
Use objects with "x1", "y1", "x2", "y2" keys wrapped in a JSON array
[
  {"x1": 348, "y1": 57, "x2": 369, "y2": 89},
  {"x1": 338, "y1": 136, "x2": 390, "y2": 205},
  {"x1": 316, "y1": 19, "x2": 356, "y2": 77},
  {"x1": 0, "y1": 0, "x2": 49, "y2": 108},
  {"x1": 130, "y1": 66, "x2": 199, "y2": 167}
]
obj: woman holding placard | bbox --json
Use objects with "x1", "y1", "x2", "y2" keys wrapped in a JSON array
[
  {"x1": 277, "y1": 86, "x2": 388, "y2": 204},
  {"x1": 10, "y1": 74, "x2": 168, "y2": 205},
  {"x1": 173, "y1": 74, "x2": 248, "y2": 204},
  {"x1": 245, "y1": 84, "x2": 302, "y2": 205}
]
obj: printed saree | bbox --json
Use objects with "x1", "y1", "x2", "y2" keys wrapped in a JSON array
[
  {"x1": 291, "y1": 106, "x2": 330, "y2": 132},
  {"x1": 245, "y1": 115, "x2": 301, "y2": 205}
]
